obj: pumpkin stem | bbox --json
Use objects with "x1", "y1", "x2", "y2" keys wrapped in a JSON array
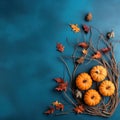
[
  {"x1": 83, "y1": 80, "x2": 87, "y2": 83},
  {"x1": 91, "y1": 95, "x2": 95, "y2": 99},
  {"x1": 95, "y1": 70, "x2": 100, "y2": 74},
  {"x1": 106, "y1": 86, "x2": 111, "y2": 89}
]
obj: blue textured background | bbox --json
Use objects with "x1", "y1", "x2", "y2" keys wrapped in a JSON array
[{"x1": 0, "y1": 0, "x2": 120, "y2": 120}]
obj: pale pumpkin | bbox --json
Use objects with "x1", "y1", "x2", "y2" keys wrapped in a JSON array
[
  {"x1": 99, "y1": 80, "x2": 115, "y2": 96},
  {"x1": 76, "y1": 73, "x2": 92, "y2": 90},
  {"x1": 84, "y1": 89, "x2": 101, "y2": 106},
  {"x1": 90, "y1": 65, "x2": 107, "y2": 82}
]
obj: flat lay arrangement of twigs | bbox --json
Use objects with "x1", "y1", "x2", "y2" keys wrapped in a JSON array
[{"x1": 44, "y1": 13, "x2": 120, "y2": 117}]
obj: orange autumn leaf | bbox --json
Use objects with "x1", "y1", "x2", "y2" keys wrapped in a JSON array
[
  {"x1": 44, "y1": 107, "x2": 55, "y2": 115},
  {"x1": 54, "y1": 78, "x2": 64, "y2": 83},
  {"x1": 92, "y1": 51, "x2": 102, "y2": 59},
  {"x1": 53, "y1": 101, "x2": 64, "y2": 111},
  {"x1": 73, "y1": 105, "x2": 85, "y2": 114},
  {"x1": 52, "y1": 101, "x2": 60, "y2": 106},
  {"x1": 55, "y1": 82, "x2": 68, "y2": 91},
  {"x1": 70, "y1": 24, "x2": 80, "y2": 32},
  {"x1": 78, "y1": 42, "x2": 88, "y2": 49},
  {"x1": 56, "y1": 43, "x2": 64, "y2": 52}
]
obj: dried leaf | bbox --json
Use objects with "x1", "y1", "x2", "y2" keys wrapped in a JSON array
[
  {"x1": 53, "y1": 101, "x2": 64, "y2": 111},
  {"x1": 70, "y1": 24, "x2": 80, "y2": 32},
  {"x1": 73, "y1": 105, "x2": 85, "y2": 114},
  {"x1": 56, "y1": 103, "x2": 64, "y2": 111},
  {"x1": 44, "y1": 107, "x2": 55, "y2": 115},
  {"x1": 85, "y1": 13, "x2": 92, "y2": 21},
  {"x1": 54, "y1": 78, "x2": 64, "y2": 83},
  {"x1": 76, "y1": 57, "x2": 85, "y2": 64},
  {"x1": 56, "y1": 43, "x2": 64, "y2": 52},
  {"x1": 82, "y1": 24, "x2": 90, "y2": 33},
  {"x1": 78, "y1": 42, "x2": 88, "y2": 49},
  {"x1": 100, "y1": 47, "x2": 111, "y2": 53},
  {"x1": 55, "y1": 82, "x2": 68, "y2": 91},
  {"x1": 52, "y1": 101, "x2": 60, "y2": 106},
  {"x1": 92, "y1": 51, "x2": 102, "y2": 59},
  {"x1": 82, "y1": 49, "x2": 88, "y2": 55}
]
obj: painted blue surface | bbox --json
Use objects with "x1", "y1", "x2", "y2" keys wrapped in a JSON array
[{"x1": 0, "y1": 0, "x2": 120, "y2": 120}]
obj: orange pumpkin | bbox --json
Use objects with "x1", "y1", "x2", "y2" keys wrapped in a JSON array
[
  {"x1": 99, "y1": 80, "x2": 115, "y2": 96},
  {"x1": 90, "y1": 65, "x2": 107, "y2": 82},
  {"x1": 76, "y1": 73, "x2": 92, "y2": 90},
  {"x1": 84, "y1": 89, "x2": 101, "y2": 106}
]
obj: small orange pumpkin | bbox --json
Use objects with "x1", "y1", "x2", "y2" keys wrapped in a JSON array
[
  {"x1": 99, "y1": 80, "x2": 115, "y2": 96},
  {"x1": 76, "y1": 73, "x2": 92, "y2": 90},
  {"x1": 84, "y1": 89, "x2": 101, "y2": 106},
  {"x1": 90, "y1": 65, "x2": 107, "y2": 82}
]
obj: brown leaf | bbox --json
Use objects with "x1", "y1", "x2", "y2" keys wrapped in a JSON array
[
  {"x1": 76, "y1": 57, "x2": 85, "y2": 64},
  {"x1": 54, "y1": 78, "x2": 64, "y2": 83},
  {"x1": 73, "y1": 105, "x2": 85, "y2": 114},
  {"x1": 55, "y1": 82, "x2": 68, "y2": 91},
  {"x1": 100, "y1": 47, "x2": 111, "y2": 53},
  {"x1": 82, "y1": 24, "x2": 90, "y2": 33},
  {"x1": 82, "y1": 49, "x2": 88, "y2": 55},
  {"x1": 56, "y1": 43, "x2": 64, "y2": 52},
  {"x1": 92, "y1": 51, "x2": 102, "y2": 59},
  {"x1": 85, "y1": 13, "x2": 92, "y2": 21},
  {"x1": 44, "y1": 107, "x2": 55, "y2": 115},
  {"x1": 78, "y1": 42, "x2": 88, "y2": 49},
  {"x1": 70, "y1": 24, "x2": 80, "y2": 32}
]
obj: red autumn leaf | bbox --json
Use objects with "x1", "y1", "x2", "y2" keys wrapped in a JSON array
[
  {"x1": 52, "y1": 101, "x2": 64, "y2": 111},
  {"x1": 44, "y1": 107, "x2": 55, "y2": 115},
  {"x1": 92, "y1": 51, "x2": 102, "y2": 59},
  {"x1": 55, "y1": 82, "x2": 68, "y2": 91},
  {"x1": 82, "y1": 24, "x2": 90, "y2": 33},
  {"x1": 56, "y1": 43, "x2": 64, "y2": 52},
  {"x1": 56, "y1": 103, "x2": 64, "y2": 111},
  {"x1": 100, "y1": 47, "x2": 111, "y2": 53},
  {"x1": 78, "y1": 42, "x2": 88, "y2": 49},
  {"x1": 73, "y1": 105, "x2": 85, "y2": 114},
  {"x1": 54, "y1": 78, "x2": 64, "y2": 83}
]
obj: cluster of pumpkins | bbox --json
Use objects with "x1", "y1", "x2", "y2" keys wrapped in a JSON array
[{"x1": 76, "y1": 65, "x2": 115, "y2": 106}]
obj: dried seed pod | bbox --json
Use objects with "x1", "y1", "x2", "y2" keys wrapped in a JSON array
[
  {"x1": 85, "y1": 13, "x2": 92, "y2": 21},
  {"x1": 75, "y1": 89, "x2": 82, "y2": 99},
  {"x1": 106, "y1": 31, "x2": 115, "y2": 39}
]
